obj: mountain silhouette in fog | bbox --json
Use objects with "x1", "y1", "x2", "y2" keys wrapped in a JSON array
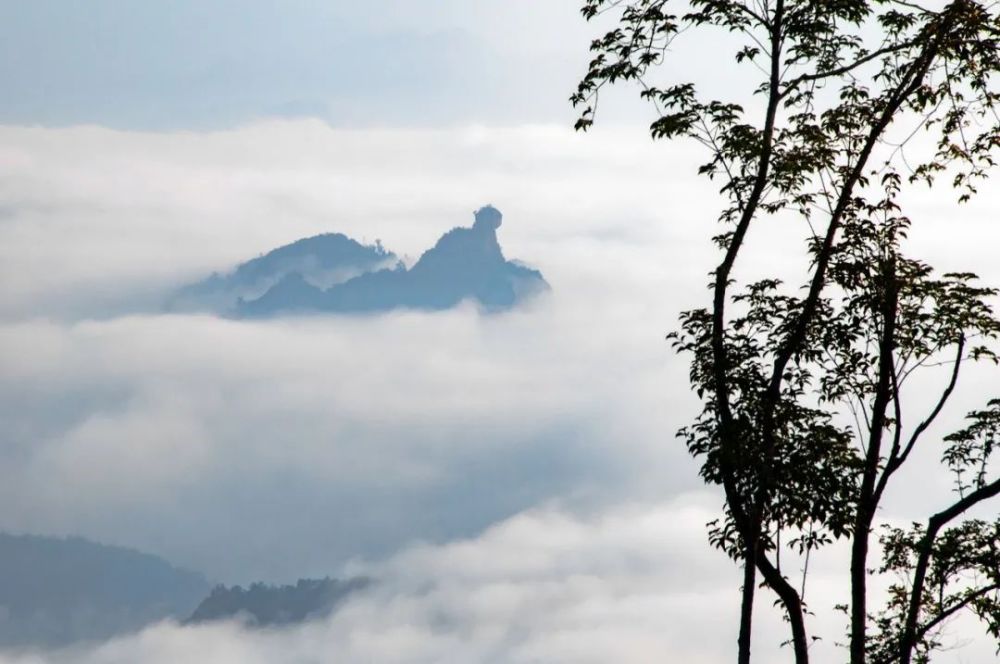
[
  {"x1": 0, "y1": 533, "x2": 209, "y2": 648},
  {"x1": 169, "y1": 233, "x2": 398, "y2": 314},
  {"x1": 170, "y1": 206, "x2": 548, "y2": 317},
  {"x1": 0, "y1": 533, "x2": 370, "y2": 648},
  {"x1": 186, "y1": 577, "x2": 369, "y2": 627}
]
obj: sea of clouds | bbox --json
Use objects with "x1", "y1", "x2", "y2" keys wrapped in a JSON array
[{"x1": 1, "y1": 120, "x2": 997, "y2": 662}]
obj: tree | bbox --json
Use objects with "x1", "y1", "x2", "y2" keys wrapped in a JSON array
[{"x1": 572, "y1": 1, "x2": 1000, "y2": 662}]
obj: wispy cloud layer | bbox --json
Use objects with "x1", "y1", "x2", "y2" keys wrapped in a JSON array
[
  {"x1": 1, "y1": 120, "x2": 998, "y2": 661},
  {"x1": 0, "y1": 121, "x2": 715, "y2": 582},
  {"x1": 0, "y1": 121, "x2": 716, "y2": 319},
  {"x1": 0, "y1": 498, "x2": 801, "y2": 664},
  {"x1": 8, "y1": 497, "x2": 994, "y2": 664}
]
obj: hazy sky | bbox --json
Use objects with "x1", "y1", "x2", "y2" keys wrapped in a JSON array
[
  {"x1": 1, "y1": 2, "x2": 999, "y2": 663},
  {"x1": 0, "y1": 1, "x2": 602, "y2": 130}
]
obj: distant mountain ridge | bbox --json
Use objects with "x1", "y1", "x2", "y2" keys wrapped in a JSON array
[
  {"x1": 0, "y1": 533, "x2": 209, "y2": 648},
  {"x1": 169, "y1": 205, "x2": 548, "y2": 317},
  {"x1": 185, "y1": 577, "x2": 370, "y2": 627},
  {"x1": 0, "y1": 533, "x2": 371, "y2": 649}
]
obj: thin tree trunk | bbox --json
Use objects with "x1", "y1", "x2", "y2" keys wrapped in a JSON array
[
  {"x1": 849, "y1": 513, "x2": 872, "y2": 664},
  {"x1": 757, "y1": 554, "x2": 810, "y2": 663},
  {"x1": 738, "y1": 550, "x2": 756, "y2": 664},
  {"x1": 850, "y1": 259, "x2": 899, "y2": 664}
]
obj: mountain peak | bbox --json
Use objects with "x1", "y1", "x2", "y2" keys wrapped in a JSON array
[
  {"x1": 239, "y1": 205, "x2": 548, "y2": 317},
  {"x1": 473, "y1": 204, "x2": 502, "y2": 232},
  {"x1": 171, "y1": 206, "x2": 548, "y2": 318}
]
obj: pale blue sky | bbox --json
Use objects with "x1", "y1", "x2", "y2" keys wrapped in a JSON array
[{"x1": 0, "y1": 0, "x2": 596, "y2": 129}]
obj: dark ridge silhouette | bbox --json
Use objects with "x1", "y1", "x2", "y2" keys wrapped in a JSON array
[
  {"x1": 185, "y1": 577, "x2": 370, "y2": 627},
  {"x1": 168, "y1": 233, "x2": 397, "y2": 314},
  {"x1": 237, "y1": 205, "x2": 548, "y2": 317},
  {"x1": 0, "y1": 533, "x2": 209, "y2": 648}
]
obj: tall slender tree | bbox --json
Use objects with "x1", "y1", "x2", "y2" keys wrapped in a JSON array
[{"x1": 573, "y1": 1, "x2": 1000, "y2": 662}]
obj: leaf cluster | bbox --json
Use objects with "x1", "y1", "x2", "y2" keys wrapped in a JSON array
[{"x1": 574, "y1": 0, "x2": 1000, "y2": 660}]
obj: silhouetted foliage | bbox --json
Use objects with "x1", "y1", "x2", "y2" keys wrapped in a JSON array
[{"x1": 574, "y1": 1, "x2": 1000, "y2": 662}]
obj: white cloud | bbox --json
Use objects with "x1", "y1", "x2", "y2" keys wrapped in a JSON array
[
  {"x1": 0, "y1": 299, "x2": 700, "y2": 581},
  {"x1": 0, "y1": 121, "x2": 721, "y2": 319},
  {"x1": 1, "y1": 120, "x2": 999, "y2": 659},
  {"x1": 5, "y1": 498, "x2": 994, "y2": 664},
  {"x1": 0, "y1": 121, "x2": 723, "y2": 581},
  {"x1": 0, "y1": 498, "x2": 775, "y2": 664}
]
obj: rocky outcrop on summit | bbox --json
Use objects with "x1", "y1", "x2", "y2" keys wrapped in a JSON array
[{"x1": 236, "y1": 206, "x2": 548, "y2": 317}]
